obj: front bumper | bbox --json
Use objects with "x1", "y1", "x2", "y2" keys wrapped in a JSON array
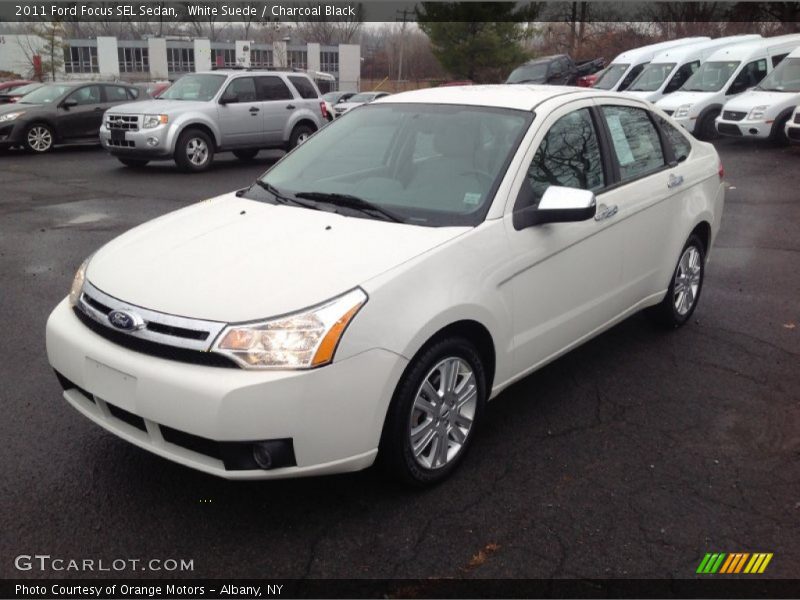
[
  {"x1": 46, "y1": 298, "x2": 407, "y2": 479},
  {"x1": 0, "y1": 121, "x2": 25, "y2": 147},
  {"x1": 670, "y1": 114, "x2": 696, "y2": 133},
  {"x1": 715, "y1": 117, "x2": 771, "y2": 139},
  {"x1": 786, "y1": 123, "x2": 800, "y2": 143},
  {"x1": 100, "y1": 123, "x2": 173, "y2": 158}
]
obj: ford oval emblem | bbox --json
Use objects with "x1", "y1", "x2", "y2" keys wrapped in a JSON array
[{"x1": 107, "y1": 309, "x2": 144, "y2": 331}]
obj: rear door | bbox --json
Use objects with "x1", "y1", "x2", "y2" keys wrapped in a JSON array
[
  {"x1": 57, "y1": 85, "x2": 103, "y2": 139},
  {"x1": 255, "y1": 76, "x2": 296, "y2": 145},
  {"x1": 218, "y1": 76, "x2": 265, "y2": 147},
  {"x1": 287, "y1": 75, "x2": 322, "y2": 118}
]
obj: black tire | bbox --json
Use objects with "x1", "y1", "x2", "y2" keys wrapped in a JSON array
[
  {"x1": 647, "y1": 234, "x2": 706, "y2": 329},
  {"x1": 118, "y1": 158, "x2": 150, "y2": 168},
  {"x1": 770, "y1": 114, "x2": 791, "y2": 146},
  {"x1": 287, "y1": 124, "x2": 315, "y2": 150},
  {"x1": 379, "y1": 337, "x2": 487, "y2": 486},
  {"x1": 174, "y1": 128, "x2": 214, "y2": 172},
  {"x1": 23, "y1": 123, "x2": 55, "y2": 153},
  {"x1": 232, "y1": 148, "x2": 259, "y2": 161},
  {"x1": 696, "y1": 111, "x2": 719, "y2": 141}
]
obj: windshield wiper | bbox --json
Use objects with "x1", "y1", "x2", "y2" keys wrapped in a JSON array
[
  {"x1": 294, "y1": 192, "x2": 404, "y2": 223},
  {"x1": 253, "y1": 180, "x2": 320, "y2": 211}
]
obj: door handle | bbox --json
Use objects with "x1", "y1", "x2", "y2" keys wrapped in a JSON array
[
  {"x1": 286, "y1": 104, "x2": 295, "y2": 110},
  {"x1": 249, "y1": 107, "x2": 260, "y2": 113},
  {"x1": 594, "y1": 203, "x2": 618, "y2": 221},
  {"x1": 668, "y1": 174, "x2": 684, "y2": 189}
]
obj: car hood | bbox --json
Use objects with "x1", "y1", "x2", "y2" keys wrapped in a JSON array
[
  {"x1": 0, "y1": 102, "x2": 45, "y2": 114},
  {"x1": 723, "y1": 90, "x2": 800, "y2": 112},
  {"x1": 656, "y1": 91, "x2": 714, "y2": 110},
  {"x1": 624, "y1": 90, "x2": 659, "y2": 102},
  {"x1": 86, "y1": 193, "x2": 467, "y2": 323},
  {"x1": 107, "y1": 99, "x2": 209, "y2": 114}
]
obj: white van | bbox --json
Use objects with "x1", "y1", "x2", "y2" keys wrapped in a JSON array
[
  {"x1": 785, "y1": 105, "x2": 800, "y2": 143},
  {"x1": 715, "y1": 46, "x2": 800, "y2": 142},
  {"x1": 592, "y1": 37, "x2": 710, "y2": 92},
  {"x1": 624, "y1": 35, "x2": 761, "y2": 103},
  {"x1": 656, "y1": 34, "x2": 800, "y2": 139}
]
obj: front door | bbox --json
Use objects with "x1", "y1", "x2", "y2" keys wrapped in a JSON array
[
  {"x1": 218, "y1": 77, "x2": 264, "y2": 147},
  {"x1": 58, "y1": 85, "x2": 103, "y2": 140}
]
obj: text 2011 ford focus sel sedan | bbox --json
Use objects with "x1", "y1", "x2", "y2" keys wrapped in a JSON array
[{"x1": 46, "y1": 85, "x2": 725, "y2": 485}]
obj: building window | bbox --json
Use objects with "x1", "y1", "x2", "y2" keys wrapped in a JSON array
[
  {"x1": 64, "y1": 46, "x2": 99, "y2": 74},
  {"x1": 287, "y1": 50, "x2": 307, "y2": 70},
  {"x1": 250, "y1": 49, "x2": 273, "y2": 69},
  {"x1": 167, "y1": 48, "x2": 195, "y2": 73},
  {"x1": 118, "y1": 47, "x2": 149, "y2": 73},
  {"x1": 211, "y1": 48, "x2": 236, "y2": 68},
  {"x1": 320, "y1": 51, "x2": 339, "y2": 74}
]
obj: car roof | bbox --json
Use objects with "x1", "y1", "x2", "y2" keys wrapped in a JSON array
[
  {"x1": 705, "y1": 33, "x2": 800, "y2": 62},
  {"x1": 373, "y1": 84, "x2": 597, "y2": 111},
  {"x1": 610, "y1": 37, "x2": 710, "y2": 65},
  {"x1": 788, "y1": 46, "x2": 800, "y2": 58},
  {"x1": 648, "y1": 35, "x2": 762, "y2": 64}
]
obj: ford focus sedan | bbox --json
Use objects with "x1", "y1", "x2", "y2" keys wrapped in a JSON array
[{"x1": 46, "y1": 85, "x2": 725, "y2": 485}]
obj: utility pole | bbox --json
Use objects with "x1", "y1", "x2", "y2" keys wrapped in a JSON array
[{"x1": 395, "y1": 8, "x2": 412, "y2": 86}]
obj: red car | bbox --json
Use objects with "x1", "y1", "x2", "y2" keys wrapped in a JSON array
[
  {"x1": 0, "y1": 79, "x2": 33, "y2": 92},
  {"x1": 0, "y1": 82, "x2": 43, "y2": 104},
  {"x1": 577, "y1": 68, "x2": 606, "y2": 88}
]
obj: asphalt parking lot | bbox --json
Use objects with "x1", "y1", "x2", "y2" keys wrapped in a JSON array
[{"x1": 1, "y1": 139, "x2": 798, "y2": 580}]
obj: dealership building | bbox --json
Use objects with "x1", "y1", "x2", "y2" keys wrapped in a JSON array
[{"x1": 0, "y1": 34, "x2": 361, "y2": 91}]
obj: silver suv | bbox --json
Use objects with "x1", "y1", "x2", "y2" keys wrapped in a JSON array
[{"x1": 100, "y1": 70, "x2": 326, "y2": 172}]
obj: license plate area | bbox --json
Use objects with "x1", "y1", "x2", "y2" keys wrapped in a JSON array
[
  {"x1": 110, "y1": 129, "x2": 127, "y2": 142},
  {"x1": 85, "y1": 358, "x2": 137, "y2": 412}
]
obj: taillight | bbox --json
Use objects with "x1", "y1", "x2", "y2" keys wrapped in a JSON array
[
  {"x1": 320, "y1": 101, "x2": 328, "y2": 119},
  {"x1": 718, "y1": 161, "x2": 724, "y2": 179}
]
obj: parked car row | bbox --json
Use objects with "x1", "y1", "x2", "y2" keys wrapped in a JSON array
[{"x1": 506, "y1": 54, "x2": 606, "y2": 86}]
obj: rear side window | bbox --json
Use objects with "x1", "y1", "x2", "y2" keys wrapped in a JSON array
[
  {"x1": 519, "y1": 108, "x2": 605, "y2": 209},
  {"x1": 105, "y1": 85, "x2": 131, "y2": 102},
  {"x1": 287, "y1": 76, "x2": 318, "y2": 99},
  {"x1": 658, "y1": 116, "x2": 692, "y2": 162},
  {"x1": 256, "y1": 76, "x2": 293, "y2": 101},
  {"x1": 601, "y1": 105, "x2": 665, "y2": 181}
]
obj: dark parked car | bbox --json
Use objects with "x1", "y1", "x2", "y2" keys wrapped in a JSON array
[
  {"x1": 0, "y1": 82, "x2": 44, "y2": 104},
  {"x1": 506, "y1": 54, "x2": 605, "y2": 86},
  {"x1": 0, "y1": 82, "x2": 142, "y2": 153}
]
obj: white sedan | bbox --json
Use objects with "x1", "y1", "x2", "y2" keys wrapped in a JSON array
[
  {"x1": 46, "y1": 85, "x2": 725, "y2": 485},
  {"x1": 332, "y1": 91, "x2": 391, "y2": 117}
]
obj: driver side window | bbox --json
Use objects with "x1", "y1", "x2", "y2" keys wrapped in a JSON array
[
  {"x1": 224, "y1": 77, "x2": 257, "y2": 102},
  {"x1": 517, "y1": 108, "x2": 605, "y2": 210},
  {"x1": 67, "y1": 85, "x2": 101, "y2": 106}
]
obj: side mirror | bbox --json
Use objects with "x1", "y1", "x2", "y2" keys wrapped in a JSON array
[
  {"x1": 61, "y1": 98, "x2": 78, "y2": 109},
  {"x1": 219, "y1": 91, "x2": 238, "y2": 105},
  {"x1": 513, "y1": 185, "x2": 596, "y2": 230}
]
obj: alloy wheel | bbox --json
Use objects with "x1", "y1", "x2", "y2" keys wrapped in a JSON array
[
  {"x1": 186, "y1": 137, "x2": 209, "y2": 166},
  {"x1": 27, "y1": 126, "x2": 52, "y2": 152},
  {"x1": 673, "y1": 245, "x2": 702, "y2": 316}
]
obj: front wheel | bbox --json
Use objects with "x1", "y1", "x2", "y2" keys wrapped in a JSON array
[
  {"x1": 174, "y1": 128, "x2": 214, "y2": 172},
  {"x1": 770, "y1": 114, "x2": 791, "y2": 145},
  {"x1": 647, "y1": 234, "x2": 706, "y2": 329},
  {"x1": 379, "y1": 337, "x2": 486, "y2": 486},
  {"x1": 24, "y1": 123, "x2": 54, "y2": 153},
  {"x1": 696, "y1": 111, "x2": 719, "y2": 141}
]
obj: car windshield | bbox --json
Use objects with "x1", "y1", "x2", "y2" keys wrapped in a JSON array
[
  {"x1": 17, "y1": 84, "x2": 73, "y2": 104},
  {"x1": 628, "y1": 62, "x2": 677, "y2": 91},
  {"x1": 681, "y1": 61, "x2": 740, "y2": 92},
  {"x1": 592, "y1": 63, "x2": 630, "y2": 89},
  {"x1": 159, "y1": 74, "x2": 225, "y2": 101},
  {"x1": 506, "y1": 63, "x2": 548, "y2": 83},
  {"x1": 7, "y1": 83, "x2": 41, "y2": 96},
  {"x1": 349, "y1": 92, "x2": 378, "y2": 103},
  {"x1": 250, "y1": 103, "x2": 533, "y2": 227},
  {"x1": 756, "y1": 57, "x2": 800, "y2": 92}
]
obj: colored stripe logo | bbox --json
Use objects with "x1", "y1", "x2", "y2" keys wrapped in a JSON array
[{"x1": 697, "y1": 552, "x2": 773, "y2": 574}]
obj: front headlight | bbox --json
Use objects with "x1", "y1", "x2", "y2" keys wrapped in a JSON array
[
  {"x1": 674, "y1": 105, "x2": 692, "y2": 118},
  {"x1": 0, "y1": 111, "x2": 25, "y2": 123},
  {"x1": 213, "y1": 288, "x2": 368, "y2": 369},
  {"x1": 748, "y1": 105, "x2": 768, "y2": 120},
  {"x1": 142, "y1": 114, "x2": 168, "y2": 129},
  {"x1": 68, "y1": 257, "x2": 91, "y2": 307}
]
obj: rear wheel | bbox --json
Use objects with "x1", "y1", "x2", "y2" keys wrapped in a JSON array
[
  {"x1": 287, "y1": 124, "x2": 315, "y2": 150},
  {"x1": 380, "y1": 337, "x2": 486, "y2": 486},
  {"x1": 24, "y1": 123, "x2": 54, "y2": 153},
  {"x1": 174, "y1": 128, "x2": 214, "y2": 172},
  {"x1": 117, "y1": 158, "x2": 150, "y2": 168},
  {"x1": 233, "y1": 148, "x2": 259, "y2": 161},
  {"x1": 647, "y1": 234, "x2": 706, "y2": 329}
]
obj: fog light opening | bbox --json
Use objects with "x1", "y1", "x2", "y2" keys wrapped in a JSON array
[
  {"x1": 147, "y1": 137, "x2": 159, "y2": 147},
  {"x1": 749, "y1": 128, "x2": 759, "y2": 135},
  {"x1": 252, "y1": 442, "x2": 273, "y2": 469}
]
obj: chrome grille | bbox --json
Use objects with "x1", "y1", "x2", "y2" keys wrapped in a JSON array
[
  {"x1": 106, "y1": 114, "x2": 139, "y2": 131},
  {"x1": 76, "y1": 280, "x2": 226, "y2": 353},
  {"x1": 722, "y1": 110, "x2": 746, "y2": 122}
]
